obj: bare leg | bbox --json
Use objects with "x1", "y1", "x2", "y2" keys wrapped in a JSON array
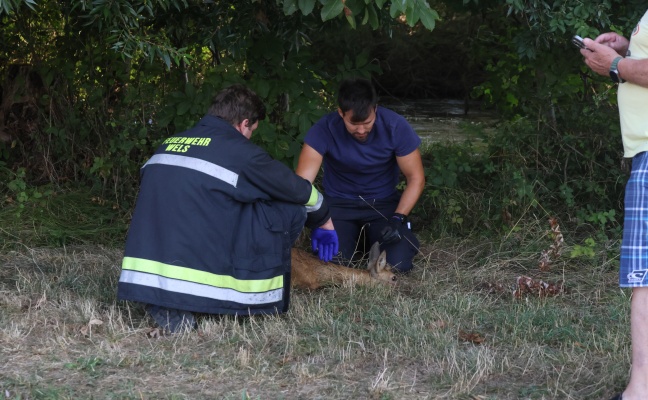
[{"x1": 623, "y1": 287, "x2": 648, "y2": 399}]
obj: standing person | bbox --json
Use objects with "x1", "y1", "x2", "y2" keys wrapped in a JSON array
[
  {"x1": 581, "y1": 10, "x2": 648, "y2": 400},
  {"x1": 296, "y1": 78, "x2": 425, "y2": 273},
  {"x1": 118, "y1": 84, "x2": 338, "y2": 333}
]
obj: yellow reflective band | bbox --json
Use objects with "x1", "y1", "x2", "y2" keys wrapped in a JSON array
[
  {"x1": 119, "y1": 270, "x2": 283, "y2": 305},
  {"x1": 306, "y1": 186, "x2": 319, "y2": 207},
  {"x1": 121, "y1": 257, "x2": 283, "y2": 293}
]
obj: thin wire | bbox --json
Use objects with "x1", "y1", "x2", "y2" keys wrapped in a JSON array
[{"x1": 357, "y1": 195, "x2": 423, "y2": 255}]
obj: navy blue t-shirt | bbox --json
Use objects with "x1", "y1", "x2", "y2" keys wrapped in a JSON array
[{"x1": 304, "y1": 106, "x2": 421, "y2": 200}]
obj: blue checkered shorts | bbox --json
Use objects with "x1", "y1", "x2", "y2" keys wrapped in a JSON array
[{"x1": 621, "y1": 151, "x2": 648, "y2": 287}]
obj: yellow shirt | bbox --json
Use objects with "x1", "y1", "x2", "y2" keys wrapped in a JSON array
[{"x1": 619, "y1": 9, "x2": 648, "y2": 157}]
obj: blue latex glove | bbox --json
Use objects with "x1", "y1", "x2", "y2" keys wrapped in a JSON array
[{"x1": 311, "y1": 228, "x2": 339, "y2": 263}]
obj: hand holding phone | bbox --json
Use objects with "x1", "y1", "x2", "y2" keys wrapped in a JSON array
[{"x1": 572, "y1": 35, "x2": 589, "y2": 50}]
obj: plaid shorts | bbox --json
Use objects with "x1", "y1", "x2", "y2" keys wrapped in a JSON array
[{"x1": 621, "y1": 151, "x2": 648, "y2": 287}]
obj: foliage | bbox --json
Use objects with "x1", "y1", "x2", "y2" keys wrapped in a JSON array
[
  {"x1": 0, "y1": 0, "x2": 645, "y2": 241},
  {"x1": 0, "y1": 0, "x2": 397, "y2": 208},
  {"x1": 3, "y1": 166, "x2": 53, "y2": 216},
  {"x1": 1, "y1": 183, "x2": 127, "y2": 248},
  {"x1": 278, "y1": 0, "x2": 439, "y2": 31},
  {"x1": 417, "y1": 106, "x2": 626, "y2": 238},
  {"x1": 474, "y1": 0, "x2": 644, "y2": 118},
  {"x1": 407, "y1": 0, "x2": 645, "y2": 237},
  {"x1": 0, "y1": 0, "x2": 440, "y2": 66},
  {"x1": 0, "y1": 0, "x2": 34, "y2": 14}
]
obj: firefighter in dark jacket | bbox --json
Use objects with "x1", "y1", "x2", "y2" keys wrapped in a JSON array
[{"x1": 118, "y1": 84, "x2": 339, "y2": 333}]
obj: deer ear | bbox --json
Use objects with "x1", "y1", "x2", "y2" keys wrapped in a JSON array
[
  {"x1": 367, "y1": 241, "x2": 381, "y2": 269},
  {"x1": 377, "y1": 251, "x2": 387, "y2": 271}
]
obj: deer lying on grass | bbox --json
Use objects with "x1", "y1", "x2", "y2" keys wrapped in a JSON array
[{"x1": 291, "y1": 242, "x2": 397, "y2": 290}]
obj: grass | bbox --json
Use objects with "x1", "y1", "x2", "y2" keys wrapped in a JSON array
[
  {"x1": 0, "y1": 211, "x2": 630, "y2": 399},
  {"x1": 0, "y1": 187, "x2": 129, "y2": 250}
]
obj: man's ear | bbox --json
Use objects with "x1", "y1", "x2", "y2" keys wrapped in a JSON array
[
  {"x1": 337, "y1": 108, "x2": 344, "y2": 118},
  {"x1": 234, "y1": 118, "x2": 250, "y2": 133}
]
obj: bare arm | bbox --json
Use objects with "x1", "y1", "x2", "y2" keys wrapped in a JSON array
[
  {"x1": 395, "y1": 149, "x2": 425, "y2": 216},
  {"x1": 582, "y1": 36, "x2": 648, "y2": 88},
  {"x1": 296, "y1": 144, "x2": 334, "y2": 229},
  {"x1": 296, "y1": 144, "x2": 323, "y2": 183},
  {"x1": 616, "y1": 57, "x2": 648, "y2": 87}
]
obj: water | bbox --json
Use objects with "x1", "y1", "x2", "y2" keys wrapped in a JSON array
[{"x1": 380, "y1": 98, "x2": 498, "y2": 143}]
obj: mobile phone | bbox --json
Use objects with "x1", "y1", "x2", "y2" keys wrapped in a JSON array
[{"x1": 572, "y1": 35, "x2": 587, "y2": 50}]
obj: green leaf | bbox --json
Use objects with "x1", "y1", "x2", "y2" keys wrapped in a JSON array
[
  {"x1": 185, "y1": 83, "x2": 196, "y2": 99},
  {"x1": 0, "y1": 2, "x2": 11, "y2": 15},
  {"x1": 177, "y1": 102, "x2": 191, "y2": 116},
  {"x1": 169, "y1": 91, "x2": 187, "y2": 101},
  {"x1": 343, "y1": 54, "x2": 352, "y2": 70},
  {"x1": 346, "y1": 13, "x2": 356, "y2": 29},
  {"x1": 256, "y1": 123, "x2": 277, "y2": 143},
  {"x1": 418, "y1": 7, "x2": 439, "y2": 31},
  {"x1": 389, "y1": 2, "x2": 401, "y2": 19},
  {"x1": 405, "y1": 6, "x2": 418, "y2": 27},
  {"x1": 254, "y1": 80, "x2": 271, "y2": 98},
  {"x1": 366, "y1": 4, "x2": 379, "y2": 29},
  {"x1": 278, "y1": 140, "x2": 290, "y2": 151},
  {"x1": 321, "y1": 0, "x2": 344, "y2": 22},
  {"x1": 298, "y1": 0, "x2": 316, "y2": 15},
  {"x1": 283, "y1": 0, "x2": 299, "y2": 15},
  {"x1": 298, "y1": 113, "x2": 311, "y2": 135},
  {"x1": 355, "y1": 51, "x2": 369, "y2": 67}
]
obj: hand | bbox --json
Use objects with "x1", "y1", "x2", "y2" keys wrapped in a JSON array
[
  {"x1": 311, "y1": 227, "x2": 339, "y2": 263},
  {"x1": 381, "y1": 213, "x2": 406, "y2": 245},
  {"x1": 581, "y1": 38, "x2": 622, "y2": 77},
  {"x1": 594, "y1": 32, "x2": 629, "y2": 55}
]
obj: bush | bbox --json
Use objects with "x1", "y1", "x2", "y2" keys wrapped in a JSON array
[{"x1": 415, "y1": 106, "x2": 626, "y2": 239}]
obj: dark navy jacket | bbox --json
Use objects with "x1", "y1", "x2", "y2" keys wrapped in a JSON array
[{"x1": 118, "y1": 115, "x2": 318, "y2": 315}]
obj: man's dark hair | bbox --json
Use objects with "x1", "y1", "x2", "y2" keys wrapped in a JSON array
[
  {"x1": 337, "y1": 78, "x2": 378, "y2": 122},
  {"x1": 208, "y1": 84, "x2": 266, "y2": 126}
]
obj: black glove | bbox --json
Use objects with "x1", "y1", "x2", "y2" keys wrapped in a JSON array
[{"x1": 380, "y1": 213, "x2": 407, "y2": 245}]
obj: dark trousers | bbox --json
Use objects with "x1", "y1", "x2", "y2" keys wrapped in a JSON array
[
  {"x1": 274, "y1": 201, "x2": 307, "y2": 312},
  {"x1": 326, "y1": 194, "x2": 419, "y2": 272}
]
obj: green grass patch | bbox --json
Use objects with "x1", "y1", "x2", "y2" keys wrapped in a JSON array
[
  {"x1": 0, "y1": 181, "x2": 630, "y2": 399},
  {"x1": 1, "y1": 186, "x2": 129, "y2": 249},
  {"x1": 0, "y1": 223, "x2": 630, "y2": 399}
]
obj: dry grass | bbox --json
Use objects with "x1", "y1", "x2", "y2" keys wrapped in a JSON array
[{"x1": 0, "y1": 223, "x2": 630, "y2": 399}]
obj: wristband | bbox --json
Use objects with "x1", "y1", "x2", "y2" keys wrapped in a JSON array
[
  {"x1": 391, "y1": 213, "x2": 407, "y2": 224},
  {"x1": 610, "y1": 56, "x2": 626, "y2": 83}
]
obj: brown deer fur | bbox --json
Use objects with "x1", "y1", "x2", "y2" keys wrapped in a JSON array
[{"x1": 290, "y1": 242, "x2": 397, "y2": 290}]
